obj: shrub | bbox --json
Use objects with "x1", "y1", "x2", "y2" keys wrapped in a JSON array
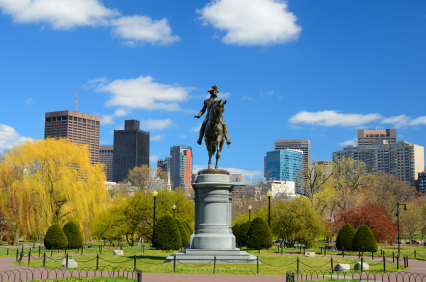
[
  {"x1": 247, "y1": 217, "x2": 273, "y2": 249},
  {"x1": 62, "y1": 221, "x2": 84, "y2": 249},
  {"x1": 44, "y1": 223, "x2": 68, "y2": 249},
  {"x1": 336, "y1": 223, "x2": 356, "y2": 251},
  {"x1": 238, "y1": 220, "x2": 252, "y2": 247},
  {"x1": 232, "y1": 223, "x2": 241, "y2": 245},
  {"x1": 152, "y1": 215, "x2": 181, "y2": 250},
  {"x1": 184, "y1": 221, "x2": 193, "y2": 235},
  {"x1": 352, "y1": 224, "x2": 378, "y2": 252},
  {"x1": 175, "y1": 219, "x2": 189, "y2": 246}
]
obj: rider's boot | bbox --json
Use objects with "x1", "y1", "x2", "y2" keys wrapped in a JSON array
[
  {"x1": 223, "y1": 124, "x2": 231, "y2": 145},
  {"x1": 197, "y1": 122, "x2": 206, "y2": 145}
]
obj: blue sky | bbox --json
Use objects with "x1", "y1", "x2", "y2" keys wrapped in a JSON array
[{"x1": 1, "y1": 0, "x2": 426, "y2": 180}]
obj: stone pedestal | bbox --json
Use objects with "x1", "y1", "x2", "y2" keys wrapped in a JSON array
[{"x1": 166, "y1": 169, "x2": 257, "y2": 263}]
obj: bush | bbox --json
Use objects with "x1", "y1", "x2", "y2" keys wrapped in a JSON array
[
  {"x1": 352, "y1": 224, "x2": 378, "y2": 252},
  {"x1": 238, "y1": 220, "x2": 252, "y2": 247},
  {"x1": 184, "y1": 221, "x2": 193, "y2": 235},
  {"x1": 247, "y1": 217, "x2": 273, "y2": 249},
  {"x1": 152, "y1": 215, "x2": 181, "y2": 250},
  {"x1": 232, "y1": 223, "x2": 241, "y2": 245},
  {"x1": 44, "y1": 223, "x2": 68, "y2": 249},
  {"x1": 336, "y1": 223, "x2": 356, "y2": 251},
  {"x1": 62, "y1": 221, "x2": 84, "y2": 249},
  {"x1": 175, "y1": 219, "x2": 189, "y2": 245}
]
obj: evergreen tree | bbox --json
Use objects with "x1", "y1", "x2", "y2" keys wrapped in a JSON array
[
  {"x1": 352, "y1": 224, "x2": 378, "y2": 252},
  {"x1": 184, "y1": 221, "x2": 193, "y2": 235},
  {"x1": 175, "y1": 219, "x2": 189, "y2": 246},
  {"x1": 336, "y1": 223, "x2": 356, "y2": 251},
  {"x1": 44, "y1": 224, "x2": 68, "y2": 249},
  {"x1": 152, "y1": 215, "x2": 181, "y2": 250},
  {"x1": 247, "y1": 217, "x2": 273, "y2": 249},
  {"x1": 232, "y1": 223, "x2": 241, "y2": 245},
  {"x1": 238, "y1": 220, "x2": 252, "y2": 247},
  {"x1": 63, "y1": 221, "x2": 84, "y2": 249}
]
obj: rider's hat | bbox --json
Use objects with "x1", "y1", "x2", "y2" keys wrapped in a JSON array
[{"x1": 207, "y1": 84, "x2": 219, "y2": 93}]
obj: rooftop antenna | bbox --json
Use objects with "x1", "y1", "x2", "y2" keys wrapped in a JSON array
[{"x1": 75, "y1": 89, "x2": 78, "y2": 112}]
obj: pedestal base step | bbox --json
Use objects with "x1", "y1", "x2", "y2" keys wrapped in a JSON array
[{"x1": 165, "y1": 249, "x2": 259, "y2": 264}]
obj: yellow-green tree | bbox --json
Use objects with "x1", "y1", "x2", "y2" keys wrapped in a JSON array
[
  {"x1": 125, "y1": 165, "x2": 168, "y2": 191},
  {"x1": 0, "y1": 138, "x2": 107, "y2": 245},
  {"x1": 402, "y1": 200, "x2": 424, "y2": 250},
  {"x1": 91, "y1": 200, "x2": 125, "y2": 246}
]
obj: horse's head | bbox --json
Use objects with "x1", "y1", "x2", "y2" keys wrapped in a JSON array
[{"x1": 209, "y1": 99, "x2": 226, "y2": 124}]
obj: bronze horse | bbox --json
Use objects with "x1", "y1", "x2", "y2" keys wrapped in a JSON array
[{"x1": 204, "y1": 99, "x2": 227, "y2": 169}]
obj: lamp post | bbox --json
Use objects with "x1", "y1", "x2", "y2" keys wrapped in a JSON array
[
  {"x1": 396, "y1": 202, "x2": 408, "y2": 257},
  {"x1": 248, "y1": 204, "x2": 252, "y2": 221},
  {"x1": 266, "y1": 190, "x2": 272, "y2": 228},
  {"x1": 172, "y1": 204, "x2": 176, "y2": 218},
  {"x1": 153, "y1": 190, "x2": 158, "y2": 234}
]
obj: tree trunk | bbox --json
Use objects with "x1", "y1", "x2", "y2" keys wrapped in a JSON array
[
  {"x1": 0, "y1": 235, "x2": 3, "y2": 246},
  {"x1": 13, "y1": 229, "x2": 20, "y2": 246}
]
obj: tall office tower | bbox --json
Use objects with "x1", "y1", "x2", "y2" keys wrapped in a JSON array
[
  {"x1": 100, "y1": 145, "x2": 113, "y2": 182},
  {"x1": 44, "y1": 110, "x2": 100, "y2": 164},
  {"x1": 273, "y1": 139, "x2": 310, "y2": 183},
  {"x1": 264, "y1": 149, "x2": 303, "y2": 193},
  {"x1": 317, "y1": 160, "x2": 334, "y2": 176},
  {"x1": 333, "y1": 140, "x2": 424, "y2": 185},
  {"x1": 157, "y1": 159, "x2": 167, "y2": 173},
  {"x1": 165, "y1": 156, "x2": 171, "y2": 174},
  {"x1": 170, "y1": 145, "x2": 192, "y2": 194},
  {"x1": 417, "y1": 171, "x2": 426, "y2": 194},
  {"x1": 113, "y1": 120, "x2": 150, "y2": 183},
  {"x1": 358, "y1": 129, "x2": 396, "y2": 146}
]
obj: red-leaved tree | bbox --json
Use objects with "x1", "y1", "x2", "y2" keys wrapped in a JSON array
[{"x1": 332, "y1": 202, "x2": 398, "y2": 245}]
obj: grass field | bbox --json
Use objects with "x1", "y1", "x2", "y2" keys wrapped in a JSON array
[{"x1": 10, "y1": 251, "x2": 407, "y2": 275}]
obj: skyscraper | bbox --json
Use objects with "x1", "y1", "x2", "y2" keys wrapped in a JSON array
[
  {"x1": 333, "y1": 140, "x2": 424, "y2": 185},
  {"x1": 358, "y1": 129, "x2": 396, "y2": 146},
  {"x1": 44, "y1": 110, "x2": 100, "y2": 164},
  {"x1": 100, "y1": 145, "x2": 113, "y2": 182},
  {"x1": 170, "y1": 145, "x2": 192, "y2": 194},
  {"x1": 264, "y1": 149, "x2": 303, "y2": 193},
  {"x1": 113, "y1": 120, "x2": 150, "y2": 183},
  {"x1": 157, "y1": 159, "x2": 167, "y2": 173}
]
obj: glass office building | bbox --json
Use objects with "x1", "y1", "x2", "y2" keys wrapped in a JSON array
[{"x1": 265, "y1": 149, "x2": 303, "y2": 193}]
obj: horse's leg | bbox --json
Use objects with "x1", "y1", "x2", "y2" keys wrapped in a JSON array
[
  {"x1": 215, "y1": 130, "x2": 224, "y2": 169},
  {"x1": 207, "y1": 140, "x2": 213, "y2": 169}
]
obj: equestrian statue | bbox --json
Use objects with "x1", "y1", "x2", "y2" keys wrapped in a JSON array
[{"x1": 195, "y1": 84, "x2": 231, "y2": 169}]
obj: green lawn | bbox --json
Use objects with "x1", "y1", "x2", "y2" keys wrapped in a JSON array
[{"x1": 11, "y1": 252, "x2": 407, "y2": 275}]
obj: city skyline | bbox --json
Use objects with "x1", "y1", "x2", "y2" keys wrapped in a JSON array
[{"x1": 2, "y1": 1, "x2": 426, "y2": 181}]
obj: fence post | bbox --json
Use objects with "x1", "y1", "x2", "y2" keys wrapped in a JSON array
[
  {"x1": 137, "y1": 269, "x2": 142, "y2": 282},
  {"x1": 174, "y1": 255, "x2": 176, "y2": 273},
  {"x1": 297, "y1": 257, "x2": 299, "y2": 274},
  {"x1": 331, "y1": 258, "x2": 334, "y2": 274},
  {"x1": 38, "y1": 246, "x2": 41, "y2": 258},
  {"x1": 372, "y1": 249, "x2": 374, "y2": 260},
  {"x1": 361, "y1": 257, "x2": 363, "y2": 272},
  {"x1": 383, "y1": 255, "x2": 386, "y2": 272},
  {"x1": 134, "y1": 255, "x2": 136, "y2": 271},
  {"x1": 96, "y1": 253, "x2": 99, "y2": 270},
  {"x1": 43, "y1": 252, "x2": 46, "y2": 268},
  {"x1": 257, "y1": 256, "x2": 259, "y2": 274},
  {"x1": 342, "y1": 246, "x2": 345, "y2": 258},
  {"x1": 16, "y1": 249, "x2": 18, "y2": 261},
  {"x1": 28, "y1": 249, "x2": 31, "y2": 266},
  {"x1": 7, "y1": 248, "x2": 9, "y2": 256},
  {"x1": 213, "y1": 256, "x2": 216, "y2": 274},
  {"x1": 66, "y1": 253, "x2": 68, "y2": 269},
  {"x1": 324, "y1": 247, "x2": 326, "y2": 257},
  {"x1": 120, "y1": 245, "x2": 122, "y2": 251},
  {"x1": 393, "y1": 252, "x2": 394, "y2": 263},
  {"x1": 397, "y1": 255, "x2": 399, "y2": 270},
  {"x1": 415, "y1": 250, "x2": 417, "y2": 259}
]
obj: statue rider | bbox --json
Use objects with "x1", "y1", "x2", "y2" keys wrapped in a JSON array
[{"x1": 195, "y1": 84, "x2": 231, "y2": 146}]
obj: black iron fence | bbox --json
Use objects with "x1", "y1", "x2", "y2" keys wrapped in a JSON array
[
  {"x1": 0, "y1": 266, "x2": 141, "y2": 282},
  {"x1": 286, "y1": 269, "x2": 426, "y2": 282}
]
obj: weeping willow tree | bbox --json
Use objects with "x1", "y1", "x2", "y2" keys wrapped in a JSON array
[{"x1": 0, "y1": 138, "x2": 107, "y2": 245}]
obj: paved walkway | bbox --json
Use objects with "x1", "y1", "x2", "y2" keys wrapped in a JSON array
[{"x1": 1, "y1": 253, "x2": 426, "y2": 281}]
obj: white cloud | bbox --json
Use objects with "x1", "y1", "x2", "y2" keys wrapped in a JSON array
[
  {"x1": 140, "y1": 119, "x2": 174, "y2": 131},
  {"x1": 0, "y1": 124, "x2": 32, "y2": 150},
  {"x1": 397, "y1": 135, "x2": 404, "y2": 138},
  {"x1": 100, "y1": 139, "x2": 109, "y2": 145},
  {"x1": 193, "y1": 164, "x2": 262, "y2": 178},
  {"x1": 260, "y1": 90, "x2": 274, "y2": 96},
  {"x1": 101, "y1": 109, "x2": 130, "y2": 125},
  {"x1": 381, "y1": 115, "x2": 411, "y2": 128},
  {"x1": 338, "y1": 138, "x2": 357, "y2": 147},
  {"x1": 0, "y1": 0, "x2": 119, "y2": 29},
  {"x1": 150, "y1": 134, "x2": 165, "y2": 141},
  {"x1": 190, "y1": 122, "x2": 203, "y2": 133},
  {"x1": 409, "y1": 116, "x2": 426, "y2": 126},
  {"x1": 101, "y1": 115, "x2": 114, "y2": 125},
  {"x1": 183, "y1": 109, "x2": 197, "y2": 115},
  {"x1": 110, "y1": 15, "x2": 180, "y2": 45},
  {"x1": 289, "y1": 111, "x2": 382, "y2": 127},
  {"x1": 197, "y1": 0, "x2": 301, "y2": 46},
  {"x1": 181, "y1": 135, "x2": 187, "y2": 139},
  {"x1": 25, "y1": 98, "x2": 35, "y2": 105},
  {"x1": 150, "y1": 155, "x2": 159, "y2": 163},
  {"x1": 241, "y1": 95, "x2": 254, "y2": 101},
  {"x1": 219, "y1": 92, "x2": 231, "y2": 98},
  {"x1": 95, "y1": 75, "x2": 190, "y2": 111}
]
